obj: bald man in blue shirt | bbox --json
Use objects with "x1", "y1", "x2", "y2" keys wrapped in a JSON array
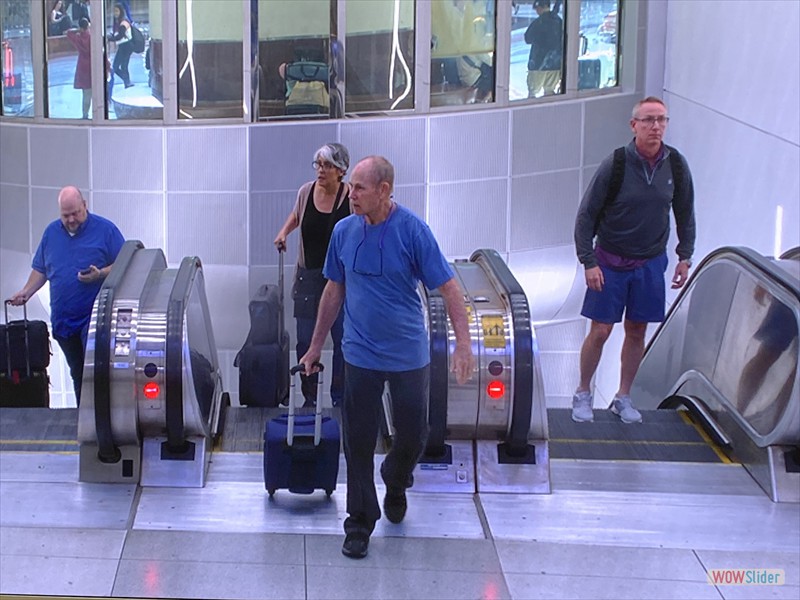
[{"x1": 8, "y1": 186, "x2": 124, "y2": 404}]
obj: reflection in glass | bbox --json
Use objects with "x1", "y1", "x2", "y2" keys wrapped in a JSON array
[
  {"x1": 735, "y1": 286, "x2": 798, "y2": 436},
  {"x1": 177, "y1": 0, "x2": 243, "y2": 119},
  {"x1": 431, "y1": 0, "x2": 495, "y2": 107},
  {"x1": 46, "y1": 4, "x2": 93, "y2": 120},
  {"x1": 510, "y1": 0, "x2": 563, "y2": 101},
  {"x1": 1, "y1": 0, "x2": 33, "y2": 116},
  {"x1": 186, "y1": 276, "x2": 216, "y2": 422},
  {"x1": 577, "y1": 0, "x2": 618, "y2": 91},
  {"x1": 345, "y1": 0, "x2": 414, "y2": 113},
  {"x1": 257, "y1": 0, "x2": 333, "y2": 119},
  {"x1": 104, "y1": 0, "x2": 161, "y2": 120}
]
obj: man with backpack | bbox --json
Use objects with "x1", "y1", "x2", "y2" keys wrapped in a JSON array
[{"x1": 572, "y1": 96, "x2": 696, "y2": 424}]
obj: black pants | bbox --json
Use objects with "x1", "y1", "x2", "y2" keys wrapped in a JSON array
[
  {"x1": 112, "y1": 43, "x2": 133, "y2": 86},
  {"x1": 342, "y1": 362, "x2": 429, "y2": 537},
  {"x1": 54, "y1": 332, "x2": 85, "y2": 405}
]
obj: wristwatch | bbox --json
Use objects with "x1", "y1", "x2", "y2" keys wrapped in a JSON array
[{"x1": 679, "y1": 258, "x2": 692, "y2": 268}]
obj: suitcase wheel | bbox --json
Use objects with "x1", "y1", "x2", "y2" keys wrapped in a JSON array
[
  {"x1": 268, "y1": 489, "x2": 276, "y2": 497},
  {"x1": 326, "y1": 489, "x2": 333, "y2": 497}
]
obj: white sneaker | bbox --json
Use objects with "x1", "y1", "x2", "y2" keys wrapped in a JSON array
[
  {"x1": 611, "y1": 395, "x2": 642, "y2": 424},
  {"x1": 571, "y1": 390, "x2": 594, "y2": 422}
]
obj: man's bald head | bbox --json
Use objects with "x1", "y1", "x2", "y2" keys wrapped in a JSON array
[{"x1": 58, "y1": 186, "x2": 88, "y2": 233}]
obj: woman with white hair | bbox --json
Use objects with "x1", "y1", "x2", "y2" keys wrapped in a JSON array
[{"x1": 274, "y1": 143, "x2": 351, "y2": 407}]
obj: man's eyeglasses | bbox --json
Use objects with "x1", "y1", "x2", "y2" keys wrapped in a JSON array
[
  {"x1": 634, "y1": 116, "x2": 670, "y2": 127},
  {"x1": 312, "y1": 161, "x2": 336, "y2": 170},
  {"x1": 352, "y1": 205, "x2": 396, "y2": 277}
]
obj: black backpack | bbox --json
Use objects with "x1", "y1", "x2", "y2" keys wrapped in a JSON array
[{"x1": 130, "y1": 24, "x2": 145, "y2": 53}]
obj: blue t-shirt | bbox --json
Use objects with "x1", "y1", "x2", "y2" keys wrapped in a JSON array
[
  {"x1": 323, "y1": 204, "x2": 454, "y2": 371},
  {"x1": 32, "y1": 213, "x2": 124, "y2": 338}
]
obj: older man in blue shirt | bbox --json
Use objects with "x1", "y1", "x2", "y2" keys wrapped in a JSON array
[{"x1": 8, "y1": 186, "x2": 124, "y2": 404}]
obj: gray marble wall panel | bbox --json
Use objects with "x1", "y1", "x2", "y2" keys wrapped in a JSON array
[
  {"x1": 200, "y1": 265, "x2": 249, "y2": 351},
  {"x1": 511, "y1": 103, "x2": 582, "y2": 175},
  {"x1": 92, "y1": 129, "x2": 164, "y2": 192},
  {"x1": 428, "y1": 178, "x2": 507, "y2": 258},
  {"x1": 340, "y1": 118, "x2": 426, "y2": 184},
  {"x1": 250, "y1": 191, "x2": 297, "y2": 267},
  {"x1": 166, "y1": 192, "x2": 247, "y2": 265},
  {"x1": 394, "y1": 184, "x2": 426, "y2": 222},
  {"x1": 0, "y1": 184, "x2": 29, "y2": 252},
  {"x1": 0, "y1": 125, "x2": 29, "y2": 186},
  {"x1": 582, "y1": 94, "x2": 638, "y2": 166},
  {"x1": 29, "y1": 127, "x2": 89, "y2": 190},
  {"x1": 249, "y1": 122, "x2": 338, "y2": 192},
  {"x1": 92, "y1": 191, "x2": 165, "y2": 251},
  {"x1": 429, "y1": 111, "x2": 509, "y2": 183},
  {"x1": 166, "y1": 127, "x2": 247, "y2": 192},
  {"x1": 30, "y1": 187, "x2": 80, "y2": 253},
  {"x1": 510, "y1": 169, "x2": 580, "y2": 251}
]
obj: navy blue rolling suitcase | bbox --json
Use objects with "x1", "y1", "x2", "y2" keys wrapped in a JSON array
[
  {"x1": 264, "y1": 364, "x2": 340, "y2": 496},
  {"x1": 234, "y1": 248, "x2": 290, "y2": 407}
]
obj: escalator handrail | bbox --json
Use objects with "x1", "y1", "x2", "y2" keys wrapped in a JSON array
[
  {"x1": 94, "y1": 240, "x2": 143, "y2": 463},
  {"x1": 646, "y1": 245, "x2": 800, "y2": 355},
  {"x1": 164, "y1": 256, "x2": 202, "y2": 453},
  {"x1": 470, "y1": 249, "x2": 534, "y2": 454},
  {"x1": 780, "y1": 246, "x2": 800, "y2": 261},
  {"x1": 425, "y1": 289, "x2": 449, "y2": 456}
]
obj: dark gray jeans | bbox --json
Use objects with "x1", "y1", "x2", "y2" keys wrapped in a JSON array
[{"x1": 342, "y1": 362, "x2": 429, "y2": 536}]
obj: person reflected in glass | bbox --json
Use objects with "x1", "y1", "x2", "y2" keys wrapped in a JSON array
[
  {"x1": 66, "y1": 17, "x2": 92, "y2": 119},
  {"x1": 49, "y1": 0, "x2": 74, "y2": 36},
  {"x1": 68, "y1": 0, "x2": 91, "y2": 23},
  {"x1": 274, "y1": 143, "x2": 351, "y2": 407},
  {"x1": 107, "y1": 2, "x2": 133, "y2": 92},
  {"x1": 738, "y1": 287, "x2": 798, "y2": 431},
  {"x1": 524, "y1": 0, "x2": 563, "y2": 98}
]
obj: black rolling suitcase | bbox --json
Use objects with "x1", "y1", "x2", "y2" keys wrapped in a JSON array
[
  {"x1": 264, "y1": 364, "x2": 340, "y2": 496},
  {"x1": 234, "y1": 248, "x2": 290, "y2": 407},
  {"x1": 1, "y1": 301, "x2": 50, "y2": 408}
]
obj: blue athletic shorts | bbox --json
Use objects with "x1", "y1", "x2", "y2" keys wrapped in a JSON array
[{"x1": 581, "y1": 252, "x2": 669, "y2": 323}]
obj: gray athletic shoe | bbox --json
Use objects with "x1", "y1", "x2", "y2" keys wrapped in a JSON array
[
  {"x1": 611, "y1": 395, "x2": 643, "y2": 424},
  {"x1": 571, "y1": 390, "x2": 594, "y2": 422}
]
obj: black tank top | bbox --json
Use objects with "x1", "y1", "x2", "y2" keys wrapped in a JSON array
[{"x1": 301, "y1": 182, "x2": 350, "y2": 269}]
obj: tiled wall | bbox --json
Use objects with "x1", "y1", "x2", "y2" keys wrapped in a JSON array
[{"x1": 0, "y1": 93, "x2": 638, "y2": 406}]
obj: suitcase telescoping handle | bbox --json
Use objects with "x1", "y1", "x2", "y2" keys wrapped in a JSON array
[
  {"x1": 276, "y1": 243, "x2": 285, "y2": 336},
  {"x1": 4, "y1": 300, "x2": 31, "y2": 378},
  {"x1": 288, "y1": 363, "x2": 324, "y2": 446}
]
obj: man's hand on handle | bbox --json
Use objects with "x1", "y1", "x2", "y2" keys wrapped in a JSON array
[{"x1": 451, "y1": 343, "x2": 474, "y2": 386}]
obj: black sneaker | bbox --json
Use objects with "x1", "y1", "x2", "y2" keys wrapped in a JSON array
[
  {"x1": 383, "y1": 487, "x2": 407, "y2": 524},
  {"x1": 341, "y1": 532, "x2": 369, "y2": 559},
  {"x1": 380, "y1": 462, "x2": 408, "y2": 524}
]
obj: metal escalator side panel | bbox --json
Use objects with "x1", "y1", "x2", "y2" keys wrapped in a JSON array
[
  {"x1": 448, "y1": 261, "x2": 501, "y2": 440},
  {"x1": 181, "y1": 267, "x2": 222, "y2": 439},
  {"x1": 425, "y1": 288, "x2": 450, "y2": 456},
  {"x1": 164, "y1": 257, "x2": 200, "y2": 453},
  {"x1": 470, "y1": 249, "x2": 547, "y2": 446},
  {"x1": 80, "y1": 240, "x2": 143, "y2": 462}
]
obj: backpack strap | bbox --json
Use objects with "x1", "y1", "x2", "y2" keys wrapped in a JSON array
[
  {"x1": 594, "y1": 146, "x2": 626, "y2": 234},
  {"x1": 605, "y1": 146, "x2": 627, "y2": 208},
  {"x1": 665, "y1": 144, "x2": 684, "y2": 202}
]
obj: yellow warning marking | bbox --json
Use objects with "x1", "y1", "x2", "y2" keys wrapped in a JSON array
[
  {"x1": 679, "y1": 410, "x2": 733, "y2": 464},
  {"x1": 551, "y1": 438, "x2": 713, "y2": 447},
  {"x1": 481, "y1": 315, "x2": 505, "y2": 348}
]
